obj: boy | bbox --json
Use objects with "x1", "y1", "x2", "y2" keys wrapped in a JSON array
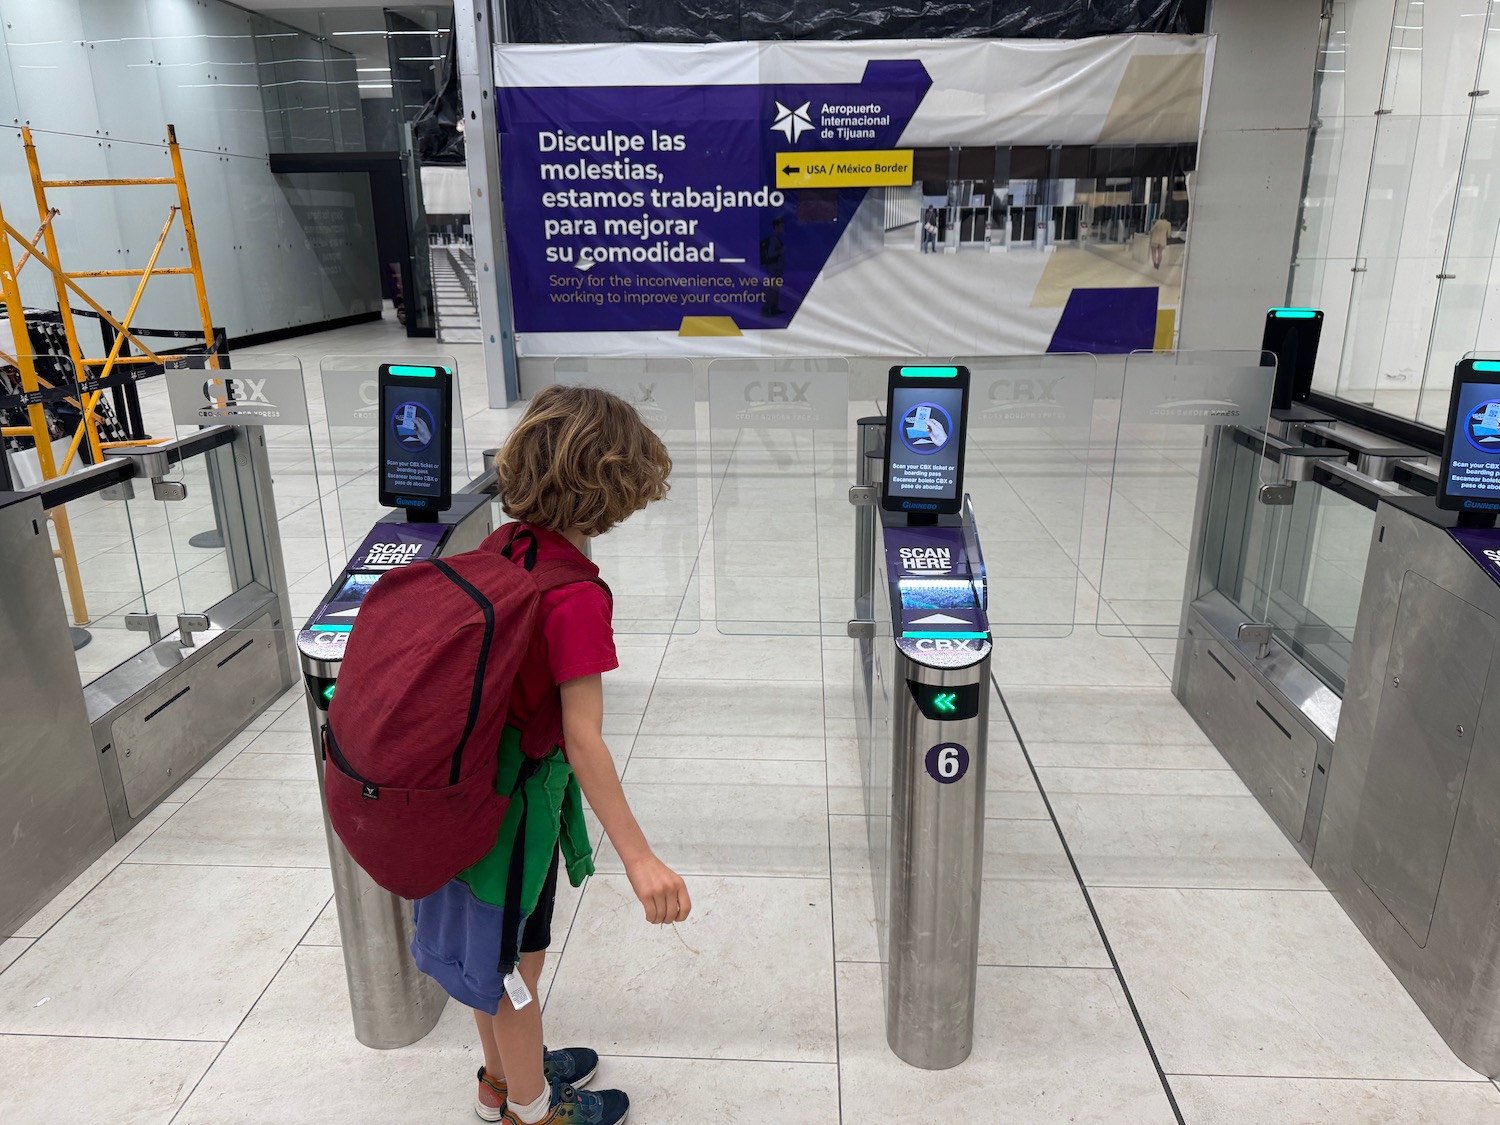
[{"x1": 411, "y1": 385, "x2": 691, "y2": 1125}]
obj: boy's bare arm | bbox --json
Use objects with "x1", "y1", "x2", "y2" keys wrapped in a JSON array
[{"x1": 560, "y1": 674, "x2": 691, "y2": 924}]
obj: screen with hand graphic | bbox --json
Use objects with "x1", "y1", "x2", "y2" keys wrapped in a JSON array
[
  {"x1": 382, "y1": 386, "x2": 442, "y2": 498},
  {"x1": 885, "y1": 383, "x2": 965, "y2": 510},
  {"x1": 1440, "y1": 373, "x2": 1500, "y2": 511},
  {"x1": 377, "y1": 363, "x2": 452, "y2": 514}
]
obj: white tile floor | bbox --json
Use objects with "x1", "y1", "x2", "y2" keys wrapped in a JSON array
[{"x1": 6, "y1": 317, "x2": 1500, "y2": 1122}]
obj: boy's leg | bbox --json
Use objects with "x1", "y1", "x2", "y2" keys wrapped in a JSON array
[
  {"x1": 489, "y1": 949, "x2": 549, "y2": 1107},
  {"x1": 475, "y1": 1008, "x2": 508, "y2": 1118},
  {"x1": 475, "y1": 1008, "x2": 503, "y2": 1076}
]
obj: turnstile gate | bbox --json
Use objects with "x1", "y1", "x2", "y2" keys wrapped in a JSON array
[{"x1": 850, "y1": 415, "x2": 992, "y2": 1070}]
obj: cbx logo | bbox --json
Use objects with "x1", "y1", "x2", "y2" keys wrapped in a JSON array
[
  {"x1": 988, "y1": 377, "x2": 1059, "y2": 403},
  {"x1": 627, "y1": 381, "x2": 668, "y2": 428},
  {"x1": 744, "y1": 380, "x2": 810, "y2": 403},
  {"x1": 354, "y1": 379, "x2": 378, "y2": 418},
  {"x1": 984, "y1": 376, "x2": 1066, "y2": 423},
  {"x1": 913, "y1": 638, "x2": 983, "y2": 652},
  {"x1": 203, "y1": 377, "x2": 274, "y2": 405},
  {"x1": 198, "y1": 377, "x2": 283, "y2": 419},
  {"x1": 737, "y1": 379, "x2": 819, "y2": 424}
]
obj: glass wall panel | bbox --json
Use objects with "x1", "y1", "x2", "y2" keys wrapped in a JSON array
[
  {"x1": 1289, "y1": 3, "x2": 1349, "y2": 313},
  {"x1": 1421, "y1": 7, "x2": 1500, "y2": 426},
  {"x1": 1293, "y1": 0, "x2": 1500, "y2": 423}
]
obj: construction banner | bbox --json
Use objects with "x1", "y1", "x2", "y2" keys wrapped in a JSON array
[{"x1": 495, "y1": 36, "x2": 1213, "y2": 358}]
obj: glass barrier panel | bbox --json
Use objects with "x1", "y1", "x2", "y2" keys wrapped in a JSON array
[
  {"x1": 3, "y1": 355, "x2": 152, "y2": 684},
  {"x1": 1203, "y1": 434, "x2": 1290, "y2": 630},
  {"x1": 162, "y1": 354, "x2": 332, "y2": 631},
  {"x1": 708, "y1": 358, "x2": 851, "y2": 635},
  {"x1": 318, "y1": 353, "x2": 471, "y2": 562},
  {"x1": 552, "y1": 358, "x2": 701, "y2": 636},
  {"x1": 959, "y1": 353, "x2": 1097, "y2": 638},
  {"x1": 1100, "y1": 349, "x2": 1277, "y2": 640},
  {"x1": 1242, "y1": 476, "x2": 1375, "y2": 696},
  {"x1": 156, "y1": 441, "x2": 256, "y2": 620}
]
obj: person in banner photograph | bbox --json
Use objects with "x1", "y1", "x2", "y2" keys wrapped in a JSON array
[
  {"x1": 1150, "y1": 215, "x2": 1173, "y2": 270},
  {"x1": 761, "y1": 217, "x2": 786, "y2": 317},
  {"x1": 922, "y1": 204, "x2": 938, "y2": 253}
]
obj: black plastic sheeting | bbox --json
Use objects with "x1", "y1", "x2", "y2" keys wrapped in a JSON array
[
  {"x1": 508, "y1": 1, "x2": 1204, "y2": 44},
  {"x1": 413, "y1": 29, "x2": 465, "y2": 164}
]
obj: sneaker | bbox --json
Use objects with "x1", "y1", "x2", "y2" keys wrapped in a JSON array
[
  {"x1": 542, "y1": 1046, "x2": 599, "y2": 1089},
  {"x1": 500, "y1": 1081, "x2": 629, "y2": 1125},
  {"x1": 476, "y1": 1068, "x2": 507, "y2": 1122},
  {"x1": 474, "y1": 1049, "x2": 601, "y2": 1121}
]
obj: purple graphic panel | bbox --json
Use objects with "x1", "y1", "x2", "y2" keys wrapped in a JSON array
[
  {"x1": 1048, "y1": 287, "x2": 1159, "y2": 354},
  {"x1": 1449, "y1": 526, "x2": 1500, "y2": 587},
  {"x1": 884, "y1": 525, "x2": 987, "y2": 634},
  {"x1": 884, "y1": 525, "x2": 970, "y2": 582}
]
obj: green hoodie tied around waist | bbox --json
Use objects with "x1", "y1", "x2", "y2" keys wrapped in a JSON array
[{"x1": 456, "y1": 725, "x2": 595, "y2": 915}]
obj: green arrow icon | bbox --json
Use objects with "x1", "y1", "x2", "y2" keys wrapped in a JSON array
[{"x1": 933, "y1": 692, "x2": 957, "y2": 713}]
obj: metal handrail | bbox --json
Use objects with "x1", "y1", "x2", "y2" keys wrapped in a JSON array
[
  {"x1": 447, "y1": 247, "x2": 477, "y2": 309},
  {"x1": 2, "y1": 424, "x2": 236, "y2": 511}
]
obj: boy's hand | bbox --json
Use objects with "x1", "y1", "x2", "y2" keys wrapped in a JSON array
[{"x1": 626, "y1": 854, "x2": 692, "y2": 924}]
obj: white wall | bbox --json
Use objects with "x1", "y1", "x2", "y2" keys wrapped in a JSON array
[
  {"x1": 1177, "y1": 0, "x2": 1324, "y2": 352},
  {"x1": 0, "y1": 0, "x2": 380, "y2": 345}
]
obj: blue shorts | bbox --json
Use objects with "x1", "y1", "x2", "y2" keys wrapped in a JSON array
[{"x1": 411, "y1": 847, "x2": 560, "y2": 1013}]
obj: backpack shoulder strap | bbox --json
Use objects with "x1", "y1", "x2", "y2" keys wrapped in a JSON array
[
  {"x1": 495, "y1": 524, "x2": 539, "y2": 569},
  {"x1": 529, "y1": 558, "x2": 611, "y2": 604}
]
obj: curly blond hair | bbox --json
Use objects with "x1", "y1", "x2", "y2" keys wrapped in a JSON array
[{"x1": 495, "y1": 384, "x2": 671, "y2": 536}]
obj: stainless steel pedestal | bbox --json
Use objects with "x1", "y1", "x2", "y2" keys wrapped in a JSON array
[
  {"x1": 852, "y1": 495, "x2": 992, "y2": 1070},
  {"x1": 297, "y1": 498, "x2": 491, "y2": 1048},
  {"x1": 885, "y1": 638, "x2": 990, "y2": 1069},
  {"x1": 303, "y1": 682, "x2": 449, "y2": 1049}
]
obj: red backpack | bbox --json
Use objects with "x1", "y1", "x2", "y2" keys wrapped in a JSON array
[{"x1": 323, "y1": 523, "x2": 608, "y2": 899}]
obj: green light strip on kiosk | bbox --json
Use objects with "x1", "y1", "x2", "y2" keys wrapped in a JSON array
[
  {"x1": 1474, "y1": 361, "x2": 1500, "y2": 373},
  {"x1": 1269, "y1": 308, "x2": 1319, "y2": 319},
  {"x1": 902, "y1": 630, "x2": 988, "y2": 640},
  {"x1": 311, "y1": 624, "x2": 354, "y2": 633},
  {"x1": 387, "y1": 365, "x2": 448, "y2": 378},
  {"x1": 899, "y1": 366, "x2": 960, "y2": 378}
]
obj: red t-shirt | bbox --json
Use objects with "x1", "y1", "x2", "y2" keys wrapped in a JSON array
[{"x1": 504, "y1": 523, "x2": 617, "y2": 743}]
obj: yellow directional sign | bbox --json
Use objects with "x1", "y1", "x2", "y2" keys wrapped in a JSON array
[{"x1": 775, "y1": 150, "x2": 914, "y2": 189}]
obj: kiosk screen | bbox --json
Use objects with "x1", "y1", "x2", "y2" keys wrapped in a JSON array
[
  {"x1": 377, "y1": 364, "x2": 452, "y2": 515},
  {"x1": 882, "y1": 366, "x2": 969, "y2": 516},
  {"x1": 1439, "y1": 360, "x2": 1500, "y2": 514}
]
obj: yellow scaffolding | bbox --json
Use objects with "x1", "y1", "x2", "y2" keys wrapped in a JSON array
[{"x1": 0, "y1": 123, "x2": 221, "y2": 627}]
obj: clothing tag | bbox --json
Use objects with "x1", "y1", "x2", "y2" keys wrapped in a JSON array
[{"x1": 503, "y1": 971, "x2": 533, "y2": 1011}]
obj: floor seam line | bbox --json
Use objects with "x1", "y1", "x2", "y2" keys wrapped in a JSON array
[
  {"x1": 1162, "y1": 1070, "x2": 1496, "y2": 1083},
  {"x1": 819, "y1": 627, "x2": 845, "y2": 1125},
  {"x1": 165, "y1": 899, "x2": 327, "y2": 1123},
  {"x1": 993, "y1": 672, "x2": 1187, "y2": 1125}
]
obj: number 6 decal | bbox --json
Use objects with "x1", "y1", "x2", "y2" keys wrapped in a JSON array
[{"x1": 925, "y1": 741, "x2": 970, "y2": 785}]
